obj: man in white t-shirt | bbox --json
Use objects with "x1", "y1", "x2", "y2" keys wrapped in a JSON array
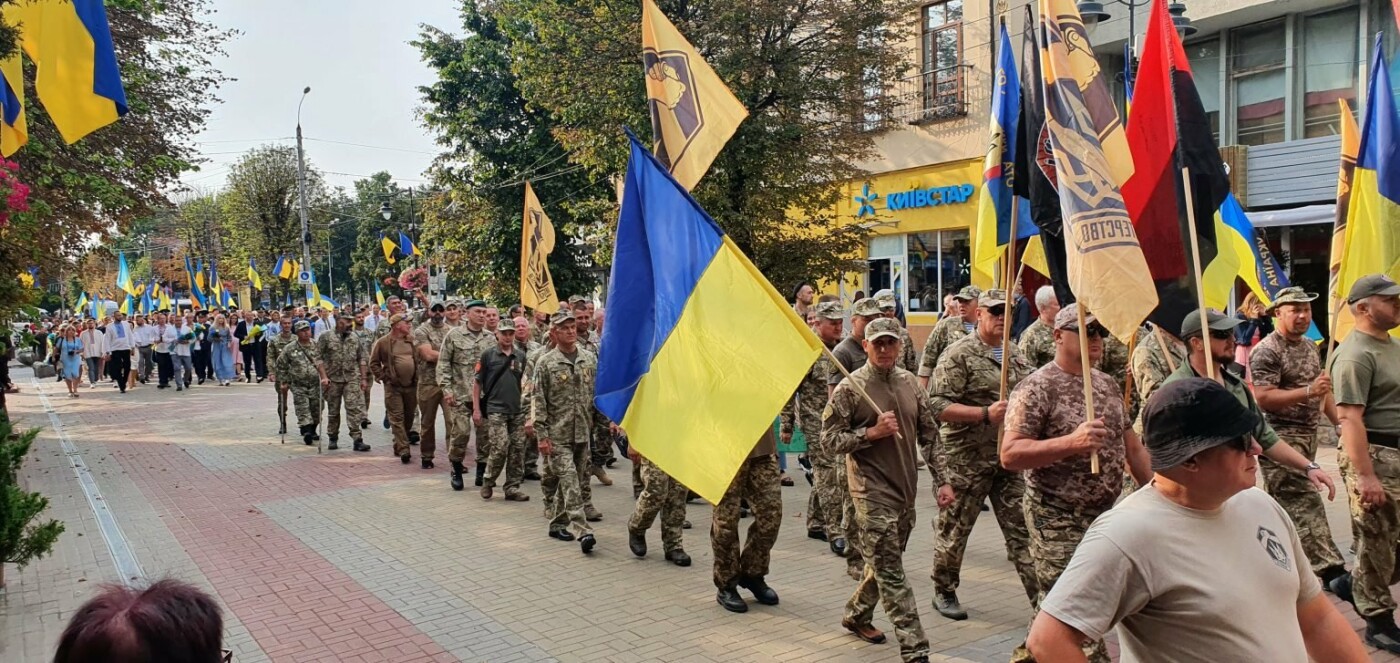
[{"x1": 1028, "y1": 377, "x2": 1366, "y2": 663}]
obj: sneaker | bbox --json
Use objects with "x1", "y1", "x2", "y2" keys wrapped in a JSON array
[
  {"x1": 934, "y1": 591, "x2": 968, "y2": 621},
  {"x1": 584, "y1": 505, "x2": 603, "y2": 522}
]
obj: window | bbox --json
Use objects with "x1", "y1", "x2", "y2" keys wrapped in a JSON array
[
  {"x1": 1232, "y1": 20, "x2": 1287, "y2": 146},
  {"x1": 921, "y1": 0, "x2": 965, "y2": 118},
  {"x1": 1187, "y1": 39, "x2": 1221, "y2": 141},
  {"x1": 1302, "y1": 9, "x2": 1358, "y2": 138},
  {"x1": 907, "y1": 229, "x2": 970, "y2": 315}
]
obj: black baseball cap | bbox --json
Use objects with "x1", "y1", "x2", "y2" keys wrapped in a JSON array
[
  {"x1": 1142, "y1": 378, "x2": 1258, "y2": 471},
  {"x1": 1179, "y1": 308, "x2": 1242, "y2": 339},
  {"x1": 1347, "y1": 274, "x2": 1400, "y2": 304}
]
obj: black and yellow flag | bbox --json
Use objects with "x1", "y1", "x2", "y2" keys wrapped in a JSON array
[
  {"x1": 521, "y1": 182, "x2": 560, "y2": 314},
  {"x1": 641, "y1": 0, "x2": 747, "y2": 191}
]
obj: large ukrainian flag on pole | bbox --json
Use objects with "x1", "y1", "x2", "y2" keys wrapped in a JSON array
[
  {"x1": 1338, "y1": 35, "x2": 1400, "y2": 335},
  {"x1": 596, "y1": 133, "x2": 822, "y2": 504},
  {"x1": 972, "y1": 21, "x2": 1039, "y2": 284}
]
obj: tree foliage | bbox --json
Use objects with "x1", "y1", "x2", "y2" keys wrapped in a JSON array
[
  {"x1": 495, "y1": 0, "x2": 906, "y2": 290},
  {"x1": 415, "y1": 2, "x2": 604, "y2": 306}
]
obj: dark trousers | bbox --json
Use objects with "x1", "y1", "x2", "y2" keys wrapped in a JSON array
[
  {"x1": 155, "y1": 351, "x2": 174, "y2": 387},
  {"x1": 193, "y1": 346, "x2": 212, "y2": 381},
  {"x1": 108, "y1": 350, "x2": 131, "y2": 392},
  {"x1": 254, "y1": 342, "x2": 268, "y2": 378}
]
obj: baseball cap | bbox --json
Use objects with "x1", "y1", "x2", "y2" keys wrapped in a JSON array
[
  {"x1": 1265, "y1": 286, "x2": 1317, "y2": 312},
  {"x1": 1141, "y1": 378, "x2": 1259, "y2": 471},
  {"x1": 1179, "y1": 308, "x2": 1242, "y2": 338},
  {"x1": 813, "y1": 301, "x2": 845, "y2": 320},
  {"x1": 292, "y1": 320, "x2": 311, "y2": 332},
  {"x1": 1347, "y1": 274, "x2": 1400, "y2": 304},
  {"x1": 463, "y1": 299, "x2": 486, "y2": 310},
  {"x1": 979, "y1": 289, "x2": 1007, "y2": 308},
  {"x1": 952, "y1": 285, "x2": 982, "y2": 302},
  {"x1": 864, "y1": 318, "x2": 901, "y2": 342},
  {"x1": 550, "y1": 310, "x2": 575, "y2": 327},
  {"x1": 851, "y1": 298, "x2": 881, "y2": 317},
  {"x1": 1053, "y1": 302, "x2": 1097, "y2": 330},
  {"x1": 430, "y1": 302, "x2": 445, "y2": 312},
  {"x1": 445, "y1": 299, "x2": 462, "y2": 309},
  {"x1": 389, "y1": 313, "x2": 412, "y2": 326},
  {"x1": 874, "y1": 289, "x2": 897, "y2": 310},
  {"x1": 497, "y1": 317, "x2": 517, "y2": 332}
]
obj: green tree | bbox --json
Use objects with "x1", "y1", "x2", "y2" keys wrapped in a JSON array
[
  {"x1": 415, "y1": 2, "x2": 602, "y2": 306},
  {"x1": 217, "y1": 145, "x2": 330, "y2": 304},
  {"x1": 0, "y1": 421, "x2": 64, "y2": 588},
  {"x1": 348, "y1": 172, "x2": 411, "y2": 301},
  {"x1": 495, "y1": 0, "x2": 904, "y2": 290}
]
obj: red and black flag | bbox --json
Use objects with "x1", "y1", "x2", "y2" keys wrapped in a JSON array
[{"x1": 1121, "y1": 0, "x2": 1229, "y2": 332}]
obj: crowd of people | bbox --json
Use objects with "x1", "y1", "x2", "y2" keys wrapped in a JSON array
[{"x1": 28, "y1": 272, "x2": 1400, "y2": 663}]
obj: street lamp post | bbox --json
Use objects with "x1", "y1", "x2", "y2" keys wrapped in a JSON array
[
  {"x1": 295, "y1": 86, "x2": 313, "y2": 303},
  {"x1": 328, "y1": 217, "x2": 338, "y2": 298},
  {"x1": 1077, "y1": 1, "x2": 1197, "y2": 69}
]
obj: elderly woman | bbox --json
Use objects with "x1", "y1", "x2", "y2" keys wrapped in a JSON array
[
  {"x1": 55, "y1": 325, "x2": 84, "y2": 398},
  {"x1": 208, "y1": 313, "x2": 237, "y2": 386}
]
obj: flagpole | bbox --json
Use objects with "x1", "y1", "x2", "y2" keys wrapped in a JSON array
[
  {"x1": 1123, "y1": 329, "x2": 1138, "y2": 414},
  {"x1": 1077, "y1": 304, "x2": 1100, "y2": 474},
  {"x1": 822, "y1": 344, "x2": 901, "y2": 441},
  {"x1": 998, "y1": 196, "x2": 1021, "y2": 401},
  {"x1": 1179, "y1": 166, "x2": 1217, "y2": 382}
]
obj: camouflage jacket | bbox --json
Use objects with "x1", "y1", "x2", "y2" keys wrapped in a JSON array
[
  {"x1": 824, "y1": 363, "x2": 941, "y2": 505},
  {"x1": 1006, "y1": 363, "x2": 1126, "y2": 511},
  {"x1": 316, "y1": 330, "x2": 366, "y2": 383},
  {"x1": 267, "y1": 333, "x2": 296, "y2": 375},
  {"x1": 929, "y1": 333, "x2": 1032, "y2": 486},
  {"x1": 897, "y1": 326, "x2": 918, "y2": 373},
  {"x1": 1017, "y1": 318, "x2": 1055, "y2": 369},
  {"x1": 532, "y1": 347, "x2": 605, "y2": 446},
  {"x1": 781, "y1": 349, "x2": 834, "y2": 443},
  {"x1": 275, "y1": 339, "x2": 320, "y2": 385},
  {"x1": 1099, "y1": 332, "x2": 1130, "y2": 388},
  {"x1": 918, "y1": 315, "x2": 973, "y2": 379},
  {"x1": 523, "y1": 342, "x2": 552, "y2": 423},
  {"x1": 1130, "y1": 325, "x2": 1187, "y2": 431},
  {"x1": 436, "y1": 325, "x2": 494, "y2": 402},
  {"x1": 412, "y1": 321, "x2": 453, "y2": 387},
  {"x1": 1249, "y1": 331, "x2": 1324, "y2": 430}
]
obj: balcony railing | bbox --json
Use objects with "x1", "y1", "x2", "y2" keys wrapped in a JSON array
[{"x1": 887, "y1": 62, "x2": 975, "y2": 125}]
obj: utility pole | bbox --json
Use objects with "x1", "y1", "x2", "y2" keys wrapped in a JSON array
[
  {"x1": 328, "y1": 218, "x2": 337, "y2": 299},
  {"x1": 295, "y1": 86, "x2": 313, "y2": 303}
]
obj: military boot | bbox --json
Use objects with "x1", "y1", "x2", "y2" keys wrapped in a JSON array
[
  {"x1": 628, "y1": 529, "x2": 647, "y2": 557},
  {"x1": 300, "y1": 424, "x2": 314, "y2": 446},
  {"x1": 716, "y1": 586, "x2": 747, "y2": 613},
  {"x1": 737, "y1": 576, "x2": 779, "y2": 605},
  {"x1": 474, "y1": 462, "x2": 486, "y2": 487},
  {"x1": 353, "y1": 440, "x2": 371, "y2": 452},
  {"x1": 934, "y1": 591, "x2": 968, "y2": 621},
  {"x1": 450, "y1": 461, "x2": 465, "y2": 491},
  {"x1": 326, "y1": 434, "x2": 339, "y2": 451},
  {"x1": 1366, "y1": 614, "x2": 1400, "y2": 654}
]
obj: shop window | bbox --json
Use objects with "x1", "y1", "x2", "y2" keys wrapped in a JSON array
[
  {"x1": 1232, "y1": 20, "x2": 1287, "y2": 146},
  {"x1": 1302, "y1": 9, "x2": 1358, "y2": 138},
  {"x1": 907, "y1": 229, "x2": 970, "y2": 315}
]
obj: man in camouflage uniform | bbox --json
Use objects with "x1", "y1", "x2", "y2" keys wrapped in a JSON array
[
  {"x1": 530, "y1": 309, "x2": 551, "y2": 346},
  {"x1": 571, "y1": 297, "x2": 615, "y2": 483},
  {"x1": 354, "y1": 307, "x2": 375, "y2": 429},
  {"x1": 874, "y1": 289, "x2": 917, "y2": 373},
  {"x1": 918, "y1": 285, "x2": 981, "y2": 391},
  {"x1": 1016, "y1": 285, "x2": 1059, "y2": 369},
  {"x1": 267, "y1": 312, "x2": 297, "y2": 435},
  {"x1": 370, "y1": 313, "x2": 419, "y2": 463},
  {"x1": 928, "y1": 289, "x2": 1036, "y2": 620},
  {"x1": 413, "y1": 301, "x2": 455, "y2": 470},
  {"x1": 712, "y1": 428, "x2": 784, "y2": 613},
  {"x1": 275, "y1": 320, "x2": 326, "y2": 445},
  {"x1": 824, "y1": 318, "x2": 940, "y2": 662},
  {"x1": 525, "y1": 331, "x2": 556, "y2": 509},
  {"x1": 317, "y1": 314, "x2": 370, "y2": 452},
  {"x1": 827, "y1": 297, "x2": 883, "y2": 578},
  {"x1": 439, "y1": 299, "x2": 496, "y2": 491},
  {"x1": 513, "y1": 315, "x2": 543, "y2": 480},
  {"x1": 1001, "y1": 304, "x2": 1152, "y2": 663},
  {"x1": 1249, "y1": 286, "x2": 1349, "y2": 592},
  {"x1": 627, "y1": 447, "x2": 691, "y2": 566},
  {"x1": 782, "y1": 301, "x2": 845, "y2": 554},
  {"x1": 476, "y1": 317, "x2": 529, "y2": 502},
  {"x1": 532, "y1": 310, "x2": 605, "y2": 553},
  {"x1": 1129, "y1": 321, "x2": 1187, "y2": 432},
  {"x1": 1332, "y1": 274, "x2": 1400, "y2": 653}
]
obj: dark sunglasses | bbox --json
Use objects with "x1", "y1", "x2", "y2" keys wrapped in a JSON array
[
  {"x1": 986, "y1": 306, "x2": 1006, "y2": 317},
  {"x1": 1208, "y1": 329, "x2": 1234, "y2": 340},
  {"x1": 1057, "y1": 323, "x2": 1109, "y2": 338}
]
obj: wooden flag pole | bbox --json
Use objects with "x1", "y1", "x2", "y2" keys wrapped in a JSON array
[
  {"x1": 822, "y1": 343, "x2": 902, "y2": 441},
  {"x1": 1077, "y1": 304, "x2": 1100, "y2": 474},
  {"x1": 1326, "y1": 298, "x2": 1345, "y2": 362},
  {"x1": 1123, "y1": 329, "x2": 1139, "y2": 414},
  {"x1": 1152, "y1": 325, "x2": 1178, "y2": 372},
  {"x1": 999, "y1": 196, "x2": 1021, "y2": 400},
  {"x1": 1179, "y1": 166, "x2": 1218, "y2": 382}
]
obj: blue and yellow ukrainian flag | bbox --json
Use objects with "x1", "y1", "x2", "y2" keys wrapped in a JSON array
[
  {"x1": 0, "y1": 49, "x2": 26, "y2": 156},
  {"x1": 397, "y1": 231, "x2": 420, "y2": 257},
  {"x1": 1338, "y1": 34, "x2": 1400, "y2": 324},
  {"x1": 972, "y1": 21, "x2": 1039, "y2": 285},
  {"x1": 116, "y1": 251, "x2": 135, "y2": 295},
  {"x1": 184, "y1": 256, "x2": 207, "y2": 309},
  {"x1": 274, "y1": 255, "x2": 292, "y2": 280},
  {"x1": 375, "y1": 280, "x2": 386, "y2": 309},
  {"x1": 8, "y1": 0, "x2": 128, "y2": 146},
  {"x1": 247, "y1": 258, "x2": 263, "y2": 291},
  {"x1": 75, "y1": 290, "x2": 87, "y2": 312},
  {"x1": 157, "y1": 286, "x2": 170, "y2": 312},
  {"x1": 595, "y1": 132, "x2": 822, "y2": 504}
]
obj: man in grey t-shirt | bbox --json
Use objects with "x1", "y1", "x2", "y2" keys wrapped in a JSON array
[{"x1": 1027, "y1": 378, "x2": 1365, "y2": 662}]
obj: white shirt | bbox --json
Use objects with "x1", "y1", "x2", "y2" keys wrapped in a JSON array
[
  {"x1": 151, "y1": 323, "x2": 178, "y2": 353},
  {"x1": 173, "y1": 324, "x2": 194, "y2": 357},
  {"x1": 78, "y1": 329, "x2": 106, "y2": 358},
  {"x1": 132, "y1": 324, "x2": 158, "y2": 347},
  {"x1": 313, "y1": 315, "x2": 335, "y2": 340},
  {"x1": 363, "y1": 314, "x2": 380, "y2": 332},
  {"x1": 104, "y1": 321, "x2": 134, "y2": 351}
]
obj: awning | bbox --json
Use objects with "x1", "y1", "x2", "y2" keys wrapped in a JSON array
[{"x1": 1244, "y1": 204, "x2": 1334, "y2": 228}]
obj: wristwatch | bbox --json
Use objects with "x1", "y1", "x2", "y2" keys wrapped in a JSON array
[{"x1": 1304, "y1": 462, "x2": 1322, "y2": 473}]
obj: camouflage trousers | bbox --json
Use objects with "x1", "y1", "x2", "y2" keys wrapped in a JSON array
[
  {"x1": 1341, "y1": 443, "x2": 1400, "y2": 617},
  {"x1": 1010, "y1": 491, "x2": 1111, "y2": 663},
  {"x1": 845, "y1": 497, "x2": 929, "y2": 662},
  {"x1": 524, "y1": 429, "x2": 539, "y2": 473},
  {"x1": 384, "y1": 383, "x2": 417, "y2": 456},
  {"x1": 541, "y1": 440, "x2": 593, "y2": 517},
  {"x1": 276, "y1": 383, "x2": 289, "y2": 426},
  {"x1": 323, "y1": 380, "x2": 365, "y2": 442},
  {"x1": 542, "y1": 441, "x2": 592, "y2": 538},
  {"x1": 1262, "y1": 428, "x2": 1345, "y2": 576},
  {"x1": 483, "y1": 412, "x2": 526, "y2": 495},
  {"x1": 416, "y1": 382, "x2": 445, "y2": 461},
  {"x1": 628, "y1": 457, "x2": 687, "y2": 553},
  {"x1": 932, "y1": 463, "x2": 1036, "y2": 604},
  {"x1": 289, "y1": 380, "x2": 322, "y2": 429},
  {"x1": 446, "y1": 400, "x2": 482, "y2": 464},
  {"x1": 711, "y1": 455, "x2": 782, "y2": 589},
  {"x1": 591, "y1": 411, "x2": 616, "y2": 468}
]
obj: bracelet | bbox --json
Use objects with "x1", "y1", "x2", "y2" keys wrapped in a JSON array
[{"x1": 981, "y1": 406, "x2": 990, "y2": 425}]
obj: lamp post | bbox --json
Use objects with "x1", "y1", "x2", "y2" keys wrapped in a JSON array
[
  {"x1": 1077, "y1": 1, "x2": 1197, "y2": 63},
  {"x1": 295, "y1": 86, "x2": 313, "y2": 302}
]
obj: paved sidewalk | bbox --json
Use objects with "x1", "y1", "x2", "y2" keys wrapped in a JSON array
[{"x1": 0, "y1": 362, "x2": 1396, "y2": 662}]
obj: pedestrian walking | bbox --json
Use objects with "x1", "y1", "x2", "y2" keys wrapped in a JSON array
[
  {"x1": 1017, "y1": 286, "x2": 1060, "y2": 369},
  {"x1": 917, "y1": 285, "x2": 980, "y2": 391},
  {"x1": 276, "y1": 320, "x2": 326, "y2": 445},
  {"x1": 172, "y1": 314, "x2": 196, "y2": 391},
  {"x1": 317, "y1": 315, "x2": 370, "y2": 452},
  {"x1": 370, "y1": 313, "x2": 418, "y2": 462},
  {"x1": 208, "y1": 314, "x2": 237, "y2": 386},
  {"x1": 531, "y1": 310, "x2": 605, "y2": 553},
  {"x1": 56, "y1": 325, "x2": 83, "y2": 397},
  {"x1": 412, "y1": 301, "x2": 454, "y2": 470},
  {"x1": 783, "y1": 300, "x2": 846, "y2": 555},
  {"x1": 78, "y1": 319, "x2": 105, "y2": 388},
  {"x1": 627, "y1": 448, "x2": 690, "y2": 566},
  {"x1": 711, "y1": 428, "x2": 783, "y2": 613},
  {"x1": 267, "y1": 313, "x2": 296, "y2": 434},
  {"x1": 439, "y1": 299, "x2": 495, "y2": 488},
  {"x1": 476, "y1": 317, "x2": 528, "y2": 501},
  {"x1": 102, "y1": 311, "x2": 133, "y2": 394},
  {"x1": 151, "y1": 313, "x2": 176, "y2": 390}
]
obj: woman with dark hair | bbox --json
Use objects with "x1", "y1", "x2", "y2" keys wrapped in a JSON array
[{"x1": 54, "y1": 578, "x2": 225, "y2": 663}]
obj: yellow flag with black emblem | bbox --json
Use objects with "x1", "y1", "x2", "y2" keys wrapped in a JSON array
[
  {"x1": 641, "y1": 0, "x2": 747, "y2": 191},
  {"x1": 520, "y1": 181, "x2": 561, "y2": 314}
]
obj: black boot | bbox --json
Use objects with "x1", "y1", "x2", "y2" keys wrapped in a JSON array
[
  {"x1": 300, "y1": 424, "x2": 314, "y2": 446},
  {"x1": 737, "y1": 576, "x2": 779, "y2": 605},
  {"x1": 450, "y1": 461, "x2": 465, "y2": 491},
  {"x1": 408, "y1": 430, "x2": 420, "y2": 445},
  {"x1": 474, "y1": 462, "x2": 486, "y2": 487},
  {"x1": 579, "y1": 534, "x2": 596, "y2": 554},
  {"x1": 934, "y1": 590, "x2": 968, "y2": 620},
  {"x1": 1366, "y1": 614, "x2": 1400, "y2": 654},
  {"x1": 353, "y1": 440, "x2": 371, "y2": 452},
  {"x1": 628, "y1": 529, "x2": 647, "y2": 557},
  {"x1": 278, "y1": 420, "x2": 287, "y2": 435},
  {"x1": 665, "y1": 549, "x2": 691, "y2": 567},
  {"x1": 829, "y1": 537, "x2": 847, "y2": 557},
  {"x1": 327, "y1": 435, "x2": 338, "y2": 451},
  {"x1": 716, "y1": 586, "x2": 747, "y2": 613}
]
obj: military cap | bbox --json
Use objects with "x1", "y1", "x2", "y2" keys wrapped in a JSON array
[
  {"x1": 568, "y1": 295, "x2": 588, "y2": 304},
  {"x1": 292, "y1": 320, "x2": 311, "y2": 332},
  {"x1": 1347, "y1": 274, "x2": 1400, "y2": 304},
  {"x1": 813, "y1": 301, "x2": 845, "y2": 320},
  {"x1": 851, "y1": 297, "x2": 882, "y2": 317},
  {"x1": 497, "y1": 317, "x2": 517, "y2": 332},
  {"x1": 1053, "y1": 302, "x2": 1098, "y2": 330},
  {"x1": 389, "y1": 313, "x2": 412, "y2": 326},
  {"x1": 445, "y1": 299, "x2": 463, "y2": 309},
  {"x1": 864, "y1": 318, "x2": 902, "y2": 342},
  {"x1": 463, "y1": 299, "x2": 486, "y2": 310},
  {"x1": 874, "y1": 289, "x2": 897, "y2": 310},
  {"x1": 430, "y1": 301, "x2": 445, "y2": 311},
  {"x1": 978, "y1": 289, "x2": 1008, "y2": 308},
  {"x1": 550, "y1": 310, "x2": 575, "y2": 327},
  {"x1": 952, "y1": 285, "x2": 982, "y2": 301},
  {"x1": 1179, "y1": 308, "x2": 1242, "y2": 339},
  {"x1": 1142, "y1": 378, "x2": 1258, "y2": 471},
  {"x1": 1265, "y1": 286, "x2": 1317, "y2": 312}
]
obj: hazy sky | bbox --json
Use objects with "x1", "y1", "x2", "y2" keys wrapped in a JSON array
[{"x1": 178, "y1": 0, "x2": 465, "y2": 194}]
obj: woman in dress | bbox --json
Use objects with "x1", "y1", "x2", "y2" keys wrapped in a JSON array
[
  {"x1": 56, "y1": 325, "x2": 84, "y2": 397},
  {"x1": 208, "y1": 314, "x2": 237, "y2": 386}
]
